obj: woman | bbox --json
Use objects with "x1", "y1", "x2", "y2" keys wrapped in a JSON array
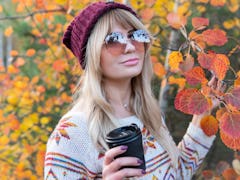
[{"x1": 44, "y1": 1, "x2": 217, "y2": 179}]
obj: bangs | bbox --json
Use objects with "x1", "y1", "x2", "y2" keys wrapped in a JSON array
[{"x1": 107, "y1": 9, "x2": 145, "y2": 32}]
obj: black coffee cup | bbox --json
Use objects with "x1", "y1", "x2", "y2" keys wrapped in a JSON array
[{"x1": 105, "y1": 123, "x2": 146, "y2": 170}]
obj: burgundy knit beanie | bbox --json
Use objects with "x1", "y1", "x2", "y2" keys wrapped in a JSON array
[{"x1": 62, "y1": 1, "x2": 138, "y2": 69}]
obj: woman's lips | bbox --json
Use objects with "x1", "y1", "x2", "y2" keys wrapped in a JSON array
[{"x1": 121, "y1": 58, "x2": 139, "y2": 66}]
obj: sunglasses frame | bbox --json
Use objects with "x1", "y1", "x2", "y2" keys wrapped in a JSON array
[{"x1": 104, "y1": 29, "x2": 151, "y2": 54}]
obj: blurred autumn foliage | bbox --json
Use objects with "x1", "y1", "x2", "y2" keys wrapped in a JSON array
[{"x1": 0, "y1": 0, "x2": 239, "y2": 179}]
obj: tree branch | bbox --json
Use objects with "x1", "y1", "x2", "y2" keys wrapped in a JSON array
[{"x1": 0, "y1": 8, "x2": 66, "y2": 21}]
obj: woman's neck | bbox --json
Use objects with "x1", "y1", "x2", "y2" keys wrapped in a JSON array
[{"x1": 103, "y1": 79, "x2": 133, "y2": 119}]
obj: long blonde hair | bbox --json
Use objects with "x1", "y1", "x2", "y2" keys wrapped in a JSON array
[{"x1": 72, "y1": 9, "x2": 179, "y2": 168}]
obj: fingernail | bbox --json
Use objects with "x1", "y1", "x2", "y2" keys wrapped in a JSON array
[
  {"x1": 142, "y1": 170, "x2": 146, "y2": 174},
  {"x1": 137, "y1": 159, "x2": 143, "y2": 164},
  {"x1": 120, "y1": 145, "x2": 128, "y2": 150}
]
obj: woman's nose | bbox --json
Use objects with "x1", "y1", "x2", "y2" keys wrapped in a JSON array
[{"x1": 124, "y1": 40, "x2": 136, "y2": 53}]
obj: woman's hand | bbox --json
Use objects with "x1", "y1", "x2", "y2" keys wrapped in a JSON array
[{"x1": 102, "y1": 145, "x2": 145, "y2": 180}]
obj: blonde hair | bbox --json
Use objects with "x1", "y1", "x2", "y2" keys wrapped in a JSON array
[{"x1": 72, "y1": 9, "x2": 179, "y2": 168}]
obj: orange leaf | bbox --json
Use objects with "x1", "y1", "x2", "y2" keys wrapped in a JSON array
[
  {"x1": 212, "y1": 54, "x2": 230, "y2": 80},
  {"x1": 167, "y1": 12, "x2": 187, "y2": 29},
  {"x1": 192, "y1": 17, "x2": 209, "y2": 30},
  {"x1": 224, "y1": 87, "x2": 240, "y2": 109},
  {"x1": 196, "y1": 0, "x2": 209, "y2": 3},
  {"x1": 53, "y1": 59, "x2": 66, "y2": 72},
  {"x1": 9, "y1": 118, "x2": 20, "y2": 130},
  {"x1": 141, "y1": 8, "x2": 154, "y2": 21},
  {"x1": 210, "y1": 0, "x2": 226, "y2": 7},
  {"x1": 222, "y1": 168, "x2": 238, "y2": 179},
  {"x1": 4, "y1": 26, "x2": 13, "y2": 37},
  {"x1": 202, "y1": 29, "x2": 228, "y2": 46},
  {"x1": 234, "y1": 71, "x2": 240, "y2": 87},
  {"x1": 10, "y1": 50, "x2": 19, "y2": 57},
  {"x1": 185, "y1": 66, "x2": 208, "y2": 86},
  {"x1": 26, "y1": 49, "x2": 36, "y2": 57},
  {"x1": 153, "y1": 62, "x2": 166, "y2": 78},
  {"x1": 0, "y1": 5, "x2": 3, "y2": 12},
  {"x1": 168, "y1": 51, "x2": 183, "y2": 72},
  {"x1": 189, "y1": 31, "x2": 206, "y2": 50},
  {"x1": 200, "y1": 115, "x2": 218, "y2": 136},
  {"x1": 175, "y1": 88, "x2": 210, "y2": 115}
]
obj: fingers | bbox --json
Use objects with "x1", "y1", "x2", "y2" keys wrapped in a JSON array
[
  {"x1": 104, "y1": 156, "x2": 143, "y2": 173},
  {"x1": 112, "y1": 168, "x2": 145, "y2": 180},
  {"x1": 104, "y1": 146, "x2": 128, "y2": 165},
  {"x1": 103, "y1": 146, "x2": 145, "y2": 179}
]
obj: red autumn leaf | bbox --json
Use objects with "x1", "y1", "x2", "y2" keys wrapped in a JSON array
[
  {"x1": 185, "y1": 66, "x2": 208, "y2": 86},
  {"x1": 200, "y1": 115, "x2": 218, "y2": 136},
  {"x1": 202, "y1": 29, "x2": 228, "y2": 46},
  {"x1": 219, "y1": 112, "x2": 240, "y2": 137},
  {"x1": 179, "y1": 54, "x2": 194, "y2": 72},
  {"x1": 167, "y1": 12, "x2": 187, "y2": 29},
  {"x1": 174, "y1": 89, "x2": 193, "y2": 114},
  {"x1": 224, "y1": 87, "x2": 240, "y2": 109},
  {"x1": 216, "y1": 108, "x2": 228, "y2": 121},
  {"x1": 197, "y1": 52, "x2": 215, "y2": 70},
  {"x1": 220, "y1": 130, "x2": 240, "y2": 150},
  {"x1": 175, "y1": 88, "x2": 210, "y2": 115},
  {"x1": 211, "y1": 54, "x2": 230, "y2": 80},
  {"x1": 192, "y1": 17, "x2": 209, "y2": 30}
]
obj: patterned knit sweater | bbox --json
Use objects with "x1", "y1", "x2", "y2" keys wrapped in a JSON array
[{"x1": 44, "y1": 111, "x2": 215, "y2": 180}]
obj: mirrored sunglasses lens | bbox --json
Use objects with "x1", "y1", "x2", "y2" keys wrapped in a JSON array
[
  {"x1": 105, "y1": 32, "x2": 126, "y2": 44},
  {"x1": 131, "y1": 29, "x2": 150, "y2": 43}
]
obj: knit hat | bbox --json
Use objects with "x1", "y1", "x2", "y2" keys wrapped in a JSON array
[{"x1": 62, "y1": 1, "x2": 138, "y2": 69}]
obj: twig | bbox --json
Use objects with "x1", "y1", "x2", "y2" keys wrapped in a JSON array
[{"x1": 0, "y1": 8, "x2": 66, "y2": 21}]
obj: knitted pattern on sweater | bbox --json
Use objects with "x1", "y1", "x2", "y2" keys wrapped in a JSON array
[{"x1": 44, "y1": 111, "x2": 215, "y2": 180}]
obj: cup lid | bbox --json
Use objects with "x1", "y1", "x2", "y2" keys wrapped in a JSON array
[{"x1": 106, "y1": 123, "x2": 140, "y2": 143}]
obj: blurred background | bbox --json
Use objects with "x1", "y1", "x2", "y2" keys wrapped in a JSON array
[{"x1": 0, "y1": 0, "x2": 239, "y2": 179}]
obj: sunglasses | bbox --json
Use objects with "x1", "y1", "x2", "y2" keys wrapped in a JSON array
[{"x1": 104, "y1": 29, "x2": 151, "y2": 55}]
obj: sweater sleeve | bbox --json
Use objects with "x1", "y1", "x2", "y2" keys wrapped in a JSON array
[
  {"x1": 44, "y1": 112, "x2": 102, "y2": 180},
  {"x1": 177, "y1": 122, "x2": 216, "y2": 179}
]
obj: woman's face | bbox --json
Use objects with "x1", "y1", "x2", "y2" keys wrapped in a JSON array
[{"x1": 100, "y1": 22, "x2": 147, "y2": 82}]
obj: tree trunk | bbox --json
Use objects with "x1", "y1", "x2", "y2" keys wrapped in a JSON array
[{"x1": 158, "y1": 0, "x2": 181, "y2": 114}]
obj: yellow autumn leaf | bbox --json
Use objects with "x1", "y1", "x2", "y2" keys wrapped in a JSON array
[
  {"x1": 0, "y1": 5, "x2": 3, "y2": 12},
  {"x1": 0, "y1": 135, "x2": 9, "y2": 146},
  {"x1": 223, "y1": 19, "x2": 235, "y2": 29},
  {"x1": 168, "y1": 51, "x2": 183, "y2": 72},
  {"x1": 228, "y1": 0, "x2": 239, "y2": 12},
  {"x1": 168, "y1": 76, "x2": 186, "y2": 90},
  {"x1": 40, "y1": 117, "x2": 50, "y2": 125},
  {"x1": 56, "y1": 0, "x2": 68, "y2": 5},
  {"x1": 7, "y1": 94, "x2": 19, "y2": 106},
  {"x1": 4, "y1": 26, "x2": 13, "y2": 37}
]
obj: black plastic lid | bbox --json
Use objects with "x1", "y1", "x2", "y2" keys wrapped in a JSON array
[{"x1": 106, "y1": 124, "x2": 140, "y2": 144}]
